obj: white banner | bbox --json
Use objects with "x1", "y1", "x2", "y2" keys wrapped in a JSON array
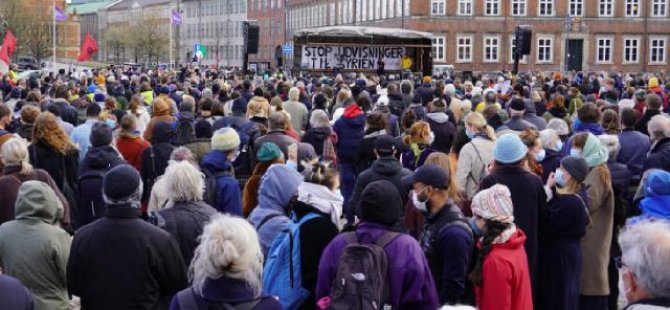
[{"x1": 301, "y1": 45, "x2": 405, "y2": 70}]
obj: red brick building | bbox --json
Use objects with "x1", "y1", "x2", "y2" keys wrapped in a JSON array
[
  {"x1": 247, "y1": 0, "x2": 287, "y2": 69},
  {"x1": 251, "y1": 0, "x2": 670, "y2": 73}
]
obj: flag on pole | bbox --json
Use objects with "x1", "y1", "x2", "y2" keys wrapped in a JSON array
[
  {"x1": 170, "y1": 9, "x2": 182, "y2": 25},
  {"x1": 78, "y1": 33, "x2": 98, "y2": 62},
  {"x1": 54, "y1": 6, "x2": 68, "y2": 22},
  {"x1": 0, "y1": 30, "x2": 17, "y2": 73}
]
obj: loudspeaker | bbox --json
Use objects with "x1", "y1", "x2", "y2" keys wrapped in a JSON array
[
  {"x1": 515, "y1": 26, "x2": 532, "y2": 56},
  {"x1": 247, "y1": 25, "x2": 259, "y2": 54}
]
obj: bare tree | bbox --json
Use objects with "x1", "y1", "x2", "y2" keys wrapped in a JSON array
[
  {"x1": 0, "y1": 0, "x2": 52, "y2": 63},
  {"x1": 131, "y1": 18, "x2": 168, "y2": 65},
  {"x1": 104, "y1": 26, "x2": 131, "y2": 63}
]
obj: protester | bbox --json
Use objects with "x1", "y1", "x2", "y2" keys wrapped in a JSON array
[
  {"x1": 505, "y1": 98, "x2": 535, "y2": 131},
  {"x1": 0, "y1": 181, "x2": 71, "y2": 310},
  {"x1": 356, "y1": 112, "x2": 389, "y2": 173},
  {"x1": 456, "y1": 112, "x2": 496, "y2": 199},
  {"x1": 539, "y1": 129, "x2": 565, "y2": 182},
  {"x1": 242, "y1": 142, "x2": 285, "y2": 217},
  {"x1": 426, "y1": 98, "x2": 457, "y2": 154},
  {"x1": 127, "y1": 94, "x2": 151, "y2": 135},
  {"x1": 141, "y1": 122, "x2": 175, "y2": 208},
  {"x1": 70, "y1": 104, "x2": 101, "y2": 162},
  {"x1": 170, "y1": 214, "x2": 282, "y2": 310},
  {"x1": 17, "y1": 105, "x2": 40, "y2": 141},
  {"x1": 540, "y1": 156, "x2": 590, "y2": 310},
  {"x1": 147, "y1": 147, "x2": 197, "y2": 212},
  {"x1": 67, "y1": 164, "x2": 187, "y2": 309},
  {"x1": 333, "y1": 99, "x2": 365, "y2": 225},
  {"x1": 201, "y1": 127, "x2": 242, "y2": 215},
  {"x1": 316, "y1": 180, "x2": 440, "y2": 310},
  {"x1": 144, "y1": 98, "x2": 175, "y2": 143},
  {"x1": 401, "y1": 121, "x2": 436, "y2": 171},
  {"x1": 470, "y1": 184, "x2": 533, "y2": 310},
  {"x1": 302, "y1": 109, "x2": 338, "y2": 163},
  {"x1": 0, "y1": 274, "x2": 35, "y2": 310},
  {"x1": 519, "y1": 128, "x2": 544, "y2": 177},
  {"x1": 642, "y1": 114, "x2": 670, "y2": 173},
  {"x1": 116, "y1": 114, "x2": 151, "y2": 171},
  {"x1": 617, "y1": 108, "x2": 651, "y2": 180},
  {"x1": 254, "y1": 111, "x2": 298, "y2": 159},
  {"x1": 284, "y1": 87, "x2": 309, "y2": 134}
]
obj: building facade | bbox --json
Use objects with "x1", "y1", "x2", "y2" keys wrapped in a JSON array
[
  {"x1": 179, "y1": 0, "x2": 247, "y2": 67},
  {"x1": 247, "y1": 0, "x2": 288, "y2": 69},
  {"x1": 253, "y1": 0, "x2": 670, "y2": 73},
  {"x1": 69, "y1": 0, "x2": 116, "y2": 61}
]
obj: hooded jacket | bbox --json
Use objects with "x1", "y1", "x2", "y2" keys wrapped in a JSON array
[
  {"x1": 522, "y1": 102, "x2": 547, "y2": 130},
  {"x1": 617, "y1": 128, "x2": 651, "y2": 178},
  {"x1": 0, "y1": 181, "x2": 71, "y2": 310},
  {"x1": 144, "y1": 99, "x2": 175, "y2": 143},
  {"x1": 201, "y1": 150, "x2": 241, "y2": 216},
  {"x1": 474, "y1": 230, "x2": 533, "y2": 310},
  {"x1": 297, "y1": 182, "x2": 343, "y2": 227},
  {"x1": 248, "y1": 164, "x2": 304, "y2": 257},
  {"x1": 426, "y1": 112, "x2": 456, "y2": 154},
  {"x1": 333, "y1": 104, "x2": 365, "y2": 164},
  {"x1": 141, "y1": 123, "x2": 175, "y2": 203},
  {"x1": 350, "y1": 156, "x2": 412, "y2": 214}
]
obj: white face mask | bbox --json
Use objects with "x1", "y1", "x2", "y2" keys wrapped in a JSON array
[
  {"x1": 412, "y1": 188, "x2": 429, "y2": 212},
  {"x1": 427, "y1": 132, "x2": 435, "y2": 145}
]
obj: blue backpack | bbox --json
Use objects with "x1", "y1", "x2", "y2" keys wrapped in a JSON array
[{"x1": 263, "y1": 212, "x2": 320, "y2": 310}]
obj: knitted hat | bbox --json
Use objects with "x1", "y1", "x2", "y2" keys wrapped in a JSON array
[
  {"x1": 580, "y1": 133, "x2": 609, "y2": 167},
  {"x1": 645, "y1": 170, "x2": 670, "y2": 197},
  {"x1": 257, "y1": 142, "x2": 283, "y2": 162},
  {"x1": 103, "y1": 164, "x2": 141, "y2": 202},
  {"x1": 510, "y1": 98, "x2": 525, "y2": 111},
  {"x1": 471, "y1": 184, "x2": 515, "y2": 224},
  {"x1": 194, "y1": 120, "x2": 213, "y2": 139},
  {"x1": 560, "y1": 156, "x2": 589, "y2": 182},
  {"x1": 94, "y1": 93, "x2": 106, "y2": 103},
  {"x1": 359, "y1": 180, "x2": 402, "y2": 226},
  {"x1": 430, "y1": 99, "x2": 447, "y2": 112},
  {"x1": 649, "y1": 77, "x2": 660, "y2": 89},
  {"x1": 90, "y1": 122, "x2": 113, "y2": 147},
  {"x1": 211, "y1": 127, "x2": 240, "y2": 151},
  {"x1": 494, "y1": 133, "x2": 528, "y2": 164},
  {"x1": 232, "y1": 97, "x2": 248, "y2": 113}
]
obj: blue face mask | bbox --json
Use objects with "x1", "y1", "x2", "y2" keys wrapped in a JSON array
[
  {"x1": 468, "y1": 217, "x2": 482, "y2": 238},
  {"x1": 555, "y1": 140, "x2": 564, "y2": 152},
  {"x1": 466, "y1": 128, "x2": 475, "y2": 140},
  {"x1": 106, "y1": 119, "x2": 117, "y2": 129},
  {"x1": 535, "y1": 149, "x2": 546, "y2": 162},
  {"x1": 555, "y1": 169, "x2": 567, "y2": 187},
  {"x1": 570, "y1": 148, "x2": 582, "y2": 157}
]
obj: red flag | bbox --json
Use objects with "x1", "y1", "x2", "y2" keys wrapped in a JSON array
[
  {"x1": 0, "y1": 31, "x2": 17, "y2": 65},
  {"x1": 78, "y1": 33, "x2": 98, "y2": 62}
]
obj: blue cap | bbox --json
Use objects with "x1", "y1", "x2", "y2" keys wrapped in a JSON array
[
  {"x1": 402, "y1": 164, "x2": 450, "y2": 189},
  {"x1": 494, "y1": 133, "x2": 528, "y2": 164}
]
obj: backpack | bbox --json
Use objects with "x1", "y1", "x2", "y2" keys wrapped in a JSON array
[
  {"x1": 327, "y1": 231, "x2": 400, "y2": 310},
  {"x1": 176, "y1": 287, "x2": 261, "y2": 310},
  {"x1": 231, "y1": 121, "x2": 259, "y2": 179},
  {"x1": 263, "y1": 212, "x2": 320, "y2": 310},
  {"x1": 203, "y1": 168, "x2": 233, "y2": 207},
  {"x1": 76, "y1": 170, "x2": 107, "y2": 227},
  {"x1": 172, "y1": 118, "x2": 195, "y2": 146}
]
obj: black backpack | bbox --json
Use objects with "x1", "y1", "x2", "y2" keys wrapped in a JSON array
[
  {"x1": 203, "y1": 168, "x2": 233, "y2": 207},
  {"x1": 172, "y1": 118, "x2": 196, "y2": 146},
  {"x1": 76, "y1": 170, "x2": 107, "y2": 228}
]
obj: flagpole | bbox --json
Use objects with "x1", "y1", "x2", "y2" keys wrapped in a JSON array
[
  {"x1": 169, "y1": 19, "x2": 173, "y2": 69},
  {"x1": 52, "y1": 0, "x2": 57, "y2": 70}
]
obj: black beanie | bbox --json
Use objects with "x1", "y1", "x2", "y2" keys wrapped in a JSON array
[
  {"x1": 359, "y1": 180, "x2": 402, "y2": 226},
  {"x1": 195, "y1": 120, "x2": 213, "y2": 138},
  {"x1": 90, "y1": 122, "x2": 113, "y2": 147},
  {"x1": 103, "y1": 164, "x2": 141, "y2": 201}
]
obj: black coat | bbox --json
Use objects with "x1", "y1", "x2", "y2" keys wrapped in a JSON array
[
  {"x1": 643, "y1": 137, "x2": 670, "y2": 174},
  {"x1": 51, "y1": 98, "x2": 79, "y2": 126},
  {"x1": 76, "y1": 146, "x2": 126, "y2": 228},
  {"x1": 150, "y1": 201, "x2": 218, "y2": 265},
  {"x1": 425, "y1": 112, "x2": 456, "y2": 154},
  {"x1": 350, "y1": 157, "x2": 412, "y2": 215},
  {"x1": 480, "y1": 165, "x2": 546, "y2": 291},
  {"x1": 635, "y1": 109, "x2": 661, "y2": 136},
  {"x1": 302, "y1": 127, "x2": 332, "y2": 157},
  {"x1": 539, "y1": 194, "x2": 588, "y2": 310},
  {"x1": 67, "y1": 206, "x2": 187, "y2": 310},
  {"x1": 141, "y1": 143, "x2": 175, "y2": 202}
]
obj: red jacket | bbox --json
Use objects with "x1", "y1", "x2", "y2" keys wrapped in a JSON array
[
  {"x1": 475, "y1": 229, "x2": 533, "y2": 310},
  {"x1": 116, "y1": 136, "x2": 150, "y2": 171}
]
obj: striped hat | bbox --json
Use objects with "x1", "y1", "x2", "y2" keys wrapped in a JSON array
[{"x1": 471, "y1": 184, "x2": 515, "y2": 224}]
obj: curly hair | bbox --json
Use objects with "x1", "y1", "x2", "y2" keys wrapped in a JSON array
[
  {"x1": 402, "y1": 121, "x2": 431, "y2": 145},
  {"x1": 32, "y1": 112, "x2": 77, "y2": 155}
]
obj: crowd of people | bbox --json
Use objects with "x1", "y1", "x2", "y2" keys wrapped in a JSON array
[{"x1": 0, "y1": 66, "x2": 669, "y2": 310}]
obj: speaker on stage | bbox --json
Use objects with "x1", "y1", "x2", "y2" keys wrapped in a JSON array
[{"x1": 247, "y1": 25, "x2": 259, "y2": 54}]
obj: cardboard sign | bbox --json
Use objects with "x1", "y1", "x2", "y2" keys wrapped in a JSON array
[{"x1": 301, "y1": 45, "x2": 405, "y2": 70}]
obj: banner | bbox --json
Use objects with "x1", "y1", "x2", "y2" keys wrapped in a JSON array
[
  {"x1": 54, "y1": 6, "x2": 68, "y2": 21},
  {"x1": 301, "y1": 45, "x2": 405, "y2": 70}
]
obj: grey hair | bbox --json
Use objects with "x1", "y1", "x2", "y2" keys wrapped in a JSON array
[
  {"x1": 269, "y1": 111, "x2": 287, "y2": 131},
  {"x1": 598, "y1": 134, "x2": 621, "y2": 161},
  {"x1": 288, "y1": 87, "x2": 300, "y2": 102},
  {"x1": 164, "y1": 160, "x2": 204, "y2": 202},
  {"x1": 648, "y1": 114, "x2": 670, "y2": 140},
  {"x1": 170, "y1": 147, "x2": 196, "y2": 166},
  {"x1": 400, "y1": 80, "x2": 414, "y2": 95},
  {"x1": 190, "y1": 214, "x2": 264, "y2": 296},
  {"x1": 1, "y1": 138, "x2": 33, "y2": 175},
  {"x1": 539, "y1": 129, "x2": 559, "y2": 150},
  {"x1": 619, "y1": 220, "x2": 670, "y2": 299},
  {"x1": 547, "y1": 118, "x2": 570, "y2": 136},
  {"x1": 310, "y1": 110, "x2": 330, "y2": 129}
]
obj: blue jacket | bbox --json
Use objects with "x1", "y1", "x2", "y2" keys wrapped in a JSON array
[
  {"x1": 643, "y1": 138, "x2": 670, "y2": 174},
  {"x1": 333, "y1": 105, "x2": 365, "y2": 164},
  {"x1": 617, "y1": 128, "x2": 651, "y2": 178},
  {"x1": 0, "y1": 275, "x2": 34, "y2": 310},
  {"x1": 70, "y1": 119, "x2": 98, "y2": 162},
  {"x1": 247, "y1": 164, "x2": 304, "y2": 257},
  {"x1": 201, "y1": 150, "x2": 242, "y2": 216}
]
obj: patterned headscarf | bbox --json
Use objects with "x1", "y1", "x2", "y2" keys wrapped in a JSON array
[{"x1": 472, "y1": 184, "x2": 517, "y2": 244}]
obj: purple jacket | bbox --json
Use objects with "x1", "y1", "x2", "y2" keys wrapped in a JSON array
[{"x1": 316, "y1": 222, "x2": 440, "y2": 310}]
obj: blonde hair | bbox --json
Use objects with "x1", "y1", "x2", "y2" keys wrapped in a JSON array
[
  {"x1": 33, "y1": 112, "x2": 77, "y2": 155},
  {"x1": 164, "y1": 160, "x2": 204, "y2": 202},
  {"x1": 425, "y1": 152, "x2": 461, "y2": 202},
  {"x1": 1, "y1": 138, "x2": 33, "y2": 175},
  {"x1": 403, "y1": 121, "x2": 431, "y2": 145},
  {"x1": 464, "y1": 112, "x2": 496, "y2": 141},
  {"x1": 189, "y1": 214, "x2": 264, "y2": 296}
]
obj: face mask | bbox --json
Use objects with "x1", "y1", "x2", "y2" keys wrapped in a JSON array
[
  {"x1": 468, "y1": 217, "x2": 482, "y2": 237},
  {"x1": 555, "y1": 140, "x2": 564, "y2": 152},
  {"x1": 286, "y1": 160, "x2": 298, "y2": 171},
  {"x1": 465, "y1": 128, "x2": 475, "y2": 140},
  {"x1": 535, "y1": 149, "x2": 546, "y2": 162},
  {"x1": 412, "y1": 188, "x2": 429, "y2": 212},
  {"x1": 570, "y1": 148, "x2": 582, "y2": 157},
  {"x1": 555, "y1": 169, "x2": 567, "y2": 187},
  {"x1": 106, "y1": 119, "x2": 117, "y2": 129},
  {"x1": 427, "y1": 132, "x2": 435, "y2": 145}
]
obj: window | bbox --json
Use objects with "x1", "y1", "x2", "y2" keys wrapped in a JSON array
[
  {"x1": 537, "y1": 37, "x2": 553, "y2": 63},
  {"x1": 381, "y1": 0, "x2": 387, "y2": 18},
  {"x1": 653, "y1": 0, "x2": 668, "y2": 16},
  {"x1": 485, "y1": 0, "x2": 500, "y2": 16},
  {"x1": 625, "y1": 0, "x2": 640, "y2": 17},
  {"x1": 432, "y1": 36, "x2": 446, "y2": 61},
  {"x1": 538, "y1": 0, "x2": 553, "y2": 16},
  {"x1": 483, "y1": 35, "x2": 500, "y2": 62},
  {"x1": 511, "y1": 0, "x2": 526, "y2": 16},
  {"x1": 404, "y1": 0, "x2": 410, "y2": 16},
  {"x1": 509, "y1": 36, "x2": 528, "y2": 63},
  {"x1": 456, "y1": 35, "x2": 473, "y2": 62},
  {"x1": 431, "y1": 0, "x2": 445, "y2": 15},
  {"x1": 623, "y1": 37, "x2": 640, "y2": 63},
  {"x1": 596, "y1": 37, "x2": 613, "y2": 63},
  {"x1": 458, "y1": 0, "x2": 472, "y2": 15},
  {"x1": 570, "y1": 0, "x2": 583, "y2": 16},
  {"x1": 650, "y1": 37, "x2": 667, "y2": 64},
  {"x1": 599, "y1": 0, "x2": 614, "y2": 16},
  {"x1": 396, "y1": 0, "x2": 402, "y2": 17}
]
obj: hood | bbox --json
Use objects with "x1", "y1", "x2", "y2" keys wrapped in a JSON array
[
  {"x1": 257, "y1": 164, "x2": 303, "y2": 212},
  {"x1": 343, "y1": 104, "x2": 363, "y2": 118},
  {"x1": 297, "y1": 182, "x2": 343, "y2": 226},
  {"x1": 176, "y1": 111, "x2": 195, "y2": 122},
  {"x1": 636, "y1": 196, "x2": 670, "y2": 222},
  {"x1": 201, "y1": 150, "x2": 233, "y2": 173},
  {"x1": 15, "y1": 180, "x2": 63, "y2": 224},
  {"x1": 426, "y1": 112, "x2": 449, "y2": 124},
  {"x1": 152, "y1": 122, "x2": 175, "y2": 144},
  {"x1": 84, "y1": 145, "x2": 123, "y2": 170},
  {"x1": 371, "y1": 156, "x2": 404, "y2": 175},
  {"x1": 152, "y1": 98, "x2": 171, "y2": 116},
  {"x1": 307, "y1": 127, "x2": 331, "y2": 140},
  {"x1": 574, "y1": 121, "x2": 605, "y2": 136}
]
